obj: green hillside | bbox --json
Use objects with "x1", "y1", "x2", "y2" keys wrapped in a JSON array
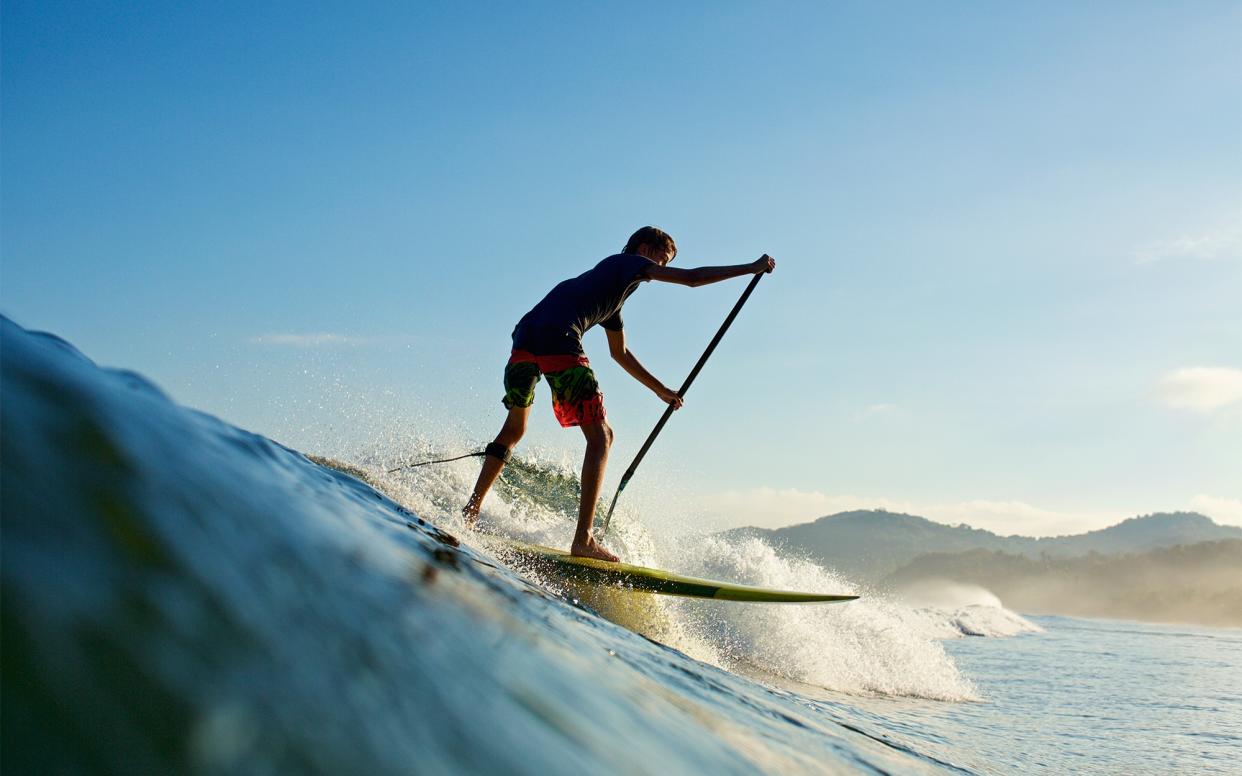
[{"x1": 883, "y1": 539, "x2": 1242, "y2": 628}]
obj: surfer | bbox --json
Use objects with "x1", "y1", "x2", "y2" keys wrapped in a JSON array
[{"x1": 463, "y1": 226, "x2": 775, "y2": 561}]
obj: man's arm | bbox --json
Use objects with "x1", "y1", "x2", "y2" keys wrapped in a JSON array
[
  {"x1": 605, "y1": 328, "x2": 684, "y2": 409},
  {"x1": 643, "y1": 254, "x2": 775, "y2": 287}
]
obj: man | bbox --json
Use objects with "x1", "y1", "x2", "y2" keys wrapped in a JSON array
[{"x1": 463, "y1": 226, "x2": 775, "y2": 561}]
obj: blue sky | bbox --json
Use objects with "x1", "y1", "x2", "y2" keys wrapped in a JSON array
[{"x1": 4, "y1": 1, "x2": 1240, "y2": 533}]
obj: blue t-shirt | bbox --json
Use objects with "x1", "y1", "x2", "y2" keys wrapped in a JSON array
[{"x1": 511, "y1": 253, "x2": 655, "y2": 356}]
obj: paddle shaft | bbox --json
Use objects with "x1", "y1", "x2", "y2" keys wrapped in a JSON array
[{"x1": 599, "y1": 270, "x2": 765, "y2": 536}]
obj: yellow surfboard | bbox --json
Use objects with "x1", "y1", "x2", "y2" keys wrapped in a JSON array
[{"x1": 491, "y1": 537, "x2": 858, "y2": 604}]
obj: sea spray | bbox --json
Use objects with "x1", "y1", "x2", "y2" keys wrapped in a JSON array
[
  {"x1": 656, "y1": 535, "x2": 980, "y2": 701},
  {"x1": 361, "y1": 447, "x2": 1023, "y2": 701},
  {"x1": 369, "y1": 447, "x2": 732, "y2": 665}
]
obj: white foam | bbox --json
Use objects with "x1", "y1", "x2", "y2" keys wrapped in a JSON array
[
  {"x1": 651, "y1": 535, "x2": 980, "y2": 701},
  {"x1": 900, "y1": 605, "x2": 1044, "y2": 639}
]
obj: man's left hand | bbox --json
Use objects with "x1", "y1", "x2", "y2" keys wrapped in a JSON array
[{"x1": 656, "y1": 386, "x2": 684, "y2": 410}]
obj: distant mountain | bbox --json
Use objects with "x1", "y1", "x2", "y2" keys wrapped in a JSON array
[
  {"x1": 720, "y1": 510, "x2": 1242, "y2": 582},
  {"x1": 882, "y1": 539, "x2": 1242, "y2": 628},
  {"x1": 1027, "y1": 512, "x2": 1242, "y2": 556}
]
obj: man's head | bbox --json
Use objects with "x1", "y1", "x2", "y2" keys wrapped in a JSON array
[{"x1": 623, "y1": 226, "x2": 677, "y2": 266}]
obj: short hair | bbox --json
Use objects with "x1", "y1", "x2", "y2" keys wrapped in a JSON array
[{"x1": 623, "y1": 226, "x2": 677, "y2": 258}]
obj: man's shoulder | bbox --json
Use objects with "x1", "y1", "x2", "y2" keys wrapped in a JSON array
[{"x1": 596, "y1": 252, "x2": 655, "y2": 276}]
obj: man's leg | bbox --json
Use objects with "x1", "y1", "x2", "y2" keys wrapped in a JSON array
[
  {"x1": 571, "y1": 419, "x2": 618, "y2": 561},
  {"x1": 463, "y1": 405, "x2": 529, "y2": 524}
]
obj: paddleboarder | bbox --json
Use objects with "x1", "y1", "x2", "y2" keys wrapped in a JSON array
[{"x1": 463, "y1": 226, "x2": 775, "y2": 561}]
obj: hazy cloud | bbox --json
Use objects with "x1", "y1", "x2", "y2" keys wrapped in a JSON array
[
  {"x1": 922, "y1": 500, "x2": 1112, "y2": 537},
  {"x1": 696, "y1": 487, "x2": 1115, "y2": 537},
  {"x1": 249, "y1": 333, "x2": 369, "y2": 347},
  {"x1": 854, "y1": 403, "x2": 897, "y2": 422},
  {"x1": 1157, "y1": 367, "x2": 1242, "y2": 412},
  {"x1": 1134, "y1": 216, "x2": 1242, "y2": 264},
  {"x1": 1189, "y1": 495, "x2": 1242, "y2": 528}
]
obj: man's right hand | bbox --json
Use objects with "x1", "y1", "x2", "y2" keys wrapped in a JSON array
[{"x1": 752, "y1": 254, "x2": 776, "y2": 274}]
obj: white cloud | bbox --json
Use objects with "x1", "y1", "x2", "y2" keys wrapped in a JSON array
[
  {"x1": 854, "y1": 403, "x2": 897, "y2": 421},
  {"x1": 919, "y1": 500, "x2": 1109, "y2": 537},
  {"x1": 249, "y1": 333, "x2": 368, "y2": 347},
  {"x1": 1189, "y1": 495, "x2": 1242, "y2": 528},
  {"x1": 699, "y1": 487, "x2": 856, "y2": 529},
  {"x1": 1157, "y1": 367, "x2": 1242, "y2": 412},
  {"x1": 1134, "y1": 216, "x2": 1242, "y2": 264},
  {"x1": 697, "y1": 487, "x2": 1116, "y2": 537}
]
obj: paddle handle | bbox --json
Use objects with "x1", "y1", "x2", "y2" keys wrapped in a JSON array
[{"x1": 599, "y1": 270, "x2": 765, "y2": 536}]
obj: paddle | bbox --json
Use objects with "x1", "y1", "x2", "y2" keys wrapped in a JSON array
[{"x1": 598, "y1": 270, "x2": 766, "y2": 537}]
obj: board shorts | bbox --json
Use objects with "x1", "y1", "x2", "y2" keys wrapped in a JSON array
[{"x1": 502, "y1": 350, "x2": 606, "y2": 428}]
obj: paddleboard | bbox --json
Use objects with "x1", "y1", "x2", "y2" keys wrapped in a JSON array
[{"x1": 490, "y1": 537, "x2": 858, "y2": 603}]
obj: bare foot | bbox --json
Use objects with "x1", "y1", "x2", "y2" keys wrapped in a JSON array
[
  {"x1": 571, "y1": 536, "x2": 619, "y2": 563},
  {"x1": 461, "y1": 501, "x2": 480, "y2": 527}
]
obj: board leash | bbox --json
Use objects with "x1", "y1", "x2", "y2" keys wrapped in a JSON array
[{"x1": 386, "y1": 450, "x2": 485, "y2": 473}]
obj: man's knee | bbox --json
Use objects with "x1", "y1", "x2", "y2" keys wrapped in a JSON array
[
  {"x1": 498, "y1": 409, "x2": 528, "y2": 445},
  {"x1": 584, "y1": 420, "x2": 613, "y2": 448}
]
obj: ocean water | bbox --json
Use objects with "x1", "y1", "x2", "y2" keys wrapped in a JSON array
[{"x1": 3, "y1": 314, "x2": 1239, "y2": 775}]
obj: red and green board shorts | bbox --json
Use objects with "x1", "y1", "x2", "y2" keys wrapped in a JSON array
[{"x1": 502, "y1": 350, "x2": 606, "y2": 428}]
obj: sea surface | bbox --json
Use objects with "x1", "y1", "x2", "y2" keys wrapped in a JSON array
[{"x1": 3, "y1": 314, "x2": 1239, "y2": 774}]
